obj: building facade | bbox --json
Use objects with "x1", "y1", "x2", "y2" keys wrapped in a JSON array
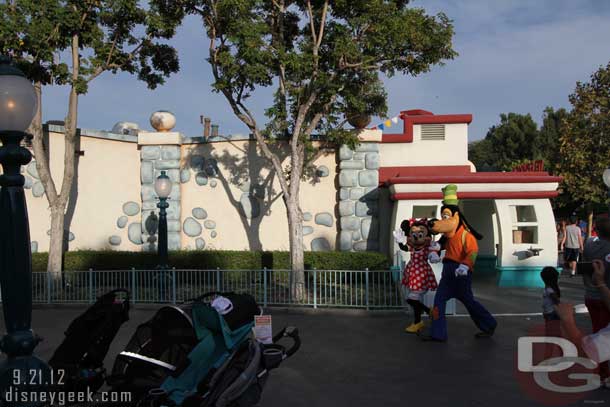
[{"x1": 22, "y1": 109, "x2": 560, "y2": 287}]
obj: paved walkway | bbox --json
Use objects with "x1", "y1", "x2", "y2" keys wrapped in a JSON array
[{"x1": 5, "y1": 274, "x2": 610, "y2": 406}]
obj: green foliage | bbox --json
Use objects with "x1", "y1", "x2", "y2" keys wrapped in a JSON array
[
  {"x1": 557, "y1": 62, "x2": 610, "y2": 209},
  {"x1": 152, "y1": 0, "x2": 456, "y2": 153},
  {"x1": 468, "y1": 109, "x2": 569, "y2": 174},
  {"x1": 0, "y1": 0, "x2": 179, "y2": 90},
  {"x1": 31, "y1": 250, "x2": 391, "y2": 271},
  {"x1": 472, "y1": 113, "x2": 541, "y2": 172},
  {"x1": 539, "y1": 107, "x2": 568, "y2": 174}
]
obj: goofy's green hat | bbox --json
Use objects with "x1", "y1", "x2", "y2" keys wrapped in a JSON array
[{"x1": 442, "y1": 184, "x2": 459, "y2": 206}]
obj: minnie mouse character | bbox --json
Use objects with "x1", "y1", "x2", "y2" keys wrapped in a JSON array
[{"x1": 393, "y1": 218, "x2": 441, "y2": 333}]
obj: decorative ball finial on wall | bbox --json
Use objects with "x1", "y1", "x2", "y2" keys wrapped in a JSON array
[{"x1": 150, "y1": 110, "x2": 176, "y2": 132}]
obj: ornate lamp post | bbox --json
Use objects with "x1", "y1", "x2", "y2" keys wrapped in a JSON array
[
  {"x1": 603, "y1": 168, "x2": 610, "y2": 216},
  {"x1": 0, "y1": 57, "x2": 50, "y2": 400},
  {"x1": 154, "y1": 171, "x2": 172, "y2": 269}
]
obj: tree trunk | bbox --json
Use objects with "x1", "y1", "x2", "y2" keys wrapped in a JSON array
[
  {"x1": 587, "y1": 210, "x2": 594, "y2": 238},
  {"x1": 48, "y1": 206, "x2": 65, "y2": 275},
  {"x1": 286, "y1": 199, "x2": 305, "y2": 302}
]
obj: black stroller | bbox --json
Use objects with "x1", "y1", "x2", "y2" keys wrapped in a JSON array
[
  {"x1": 48, "y1": 288, "x2": 131, "y2": 393},
  {"x1": 48, "y1": 290, "x2": 300, "y2": 407},
  {"x1": 108, "y1": 292, "x2": 300, "y2": 407}
]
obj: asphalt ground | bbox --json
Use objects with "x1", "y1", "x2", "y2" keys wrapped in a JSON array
[{"x1": 3, "y1": 272, "x2": 610, "y2": 407}]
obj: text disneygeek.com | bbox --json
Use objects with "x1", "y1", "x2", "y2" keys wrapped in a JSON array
[{"x1": 4, "y1": 387, "x2": 132, "y2": 405}]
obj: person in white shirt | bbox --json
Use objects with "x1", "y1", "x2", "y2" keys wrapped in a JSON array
[{"x1": 555, "y1": 259, "x2": 610, "y2": 387}]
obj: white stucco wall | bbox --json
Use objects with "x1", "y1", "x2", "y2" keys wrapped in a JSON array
[
  {"x1": 25, "y1": 131, "x2": 142, "y2": 252},
  {"x1": 180, "y1": 140, "x2": 338, "y2": 251},
  {"x1": 494, "y1": 199, "x2": 557, "y2": 268},
  {"x1": 379, "y1": 123, "x2": 469, "y2": 168}
]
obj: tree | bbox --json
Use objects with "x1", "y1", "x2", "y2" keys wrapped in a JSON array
[
  {"x1": 153, "y1": 0, "x2": 456, "y2": 299},
  {"x1": 557, "y1": 62, "x2": 610, "y2": 235},
  {"x1": 539, "y1": 106, "x2": 568, "y2": 175},
  {"x1": 484, "y1": 113, "x2": 541, "y2": 171},
  {"x1": 468, "y1": 138, "x2": 496, "y2": 171},
  {"x1": 0, "y1": 0, "x2": 179, "y2": 275}
]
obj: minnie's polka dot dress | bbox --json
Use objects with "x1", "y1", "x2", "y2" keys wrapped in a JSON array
[{"x1": 401, "y1": 247, "x2": 438, "y2": 291}]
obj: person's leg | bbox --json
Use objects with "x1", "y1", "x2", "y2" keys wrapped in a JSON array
[
  {"x1": 544, "y1": 313, "x2": 562, "y2": 359},
  {"x1": 455, "y1": 273, "x2": 497, "y2": 336},
  {"x1": 407, "y1": 299, "x2": 423, "y2": 324},
  {"x1": 426, "y1": 264, "x2": 456, "y2": 342}
]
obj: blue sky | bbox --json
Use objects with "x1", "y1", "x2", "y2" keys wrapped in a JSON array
[{"x1": 41, "y1": 0, "x2": 610, "y2": 142}]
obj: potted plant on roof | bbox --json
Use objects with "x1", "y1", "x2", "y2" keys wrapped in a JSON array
[{"x1": 344, "y1": 73, "x2": 387, "y2": 129}]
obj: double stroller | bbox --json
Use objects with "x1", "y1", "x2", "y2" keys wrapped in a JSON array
[{"x1": 48, "y1": 290, "x2": 300, "y2": 406}]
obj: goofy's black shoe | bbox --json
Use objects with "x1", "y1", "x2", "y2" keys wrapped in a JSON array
[{"x1": 474, "y1": 327, "x2": 495, "y2": 338}]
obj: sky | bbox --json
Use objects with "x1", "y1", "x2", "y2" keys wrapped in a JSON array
[{"x1": 40, "y1": 0, "x2": 610, "y2": 142}]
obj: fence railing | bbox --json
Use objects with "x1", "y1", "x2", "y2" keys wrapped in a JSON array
[{"x1": 30, "y1": 268, "x2": 414, "y2": 310}]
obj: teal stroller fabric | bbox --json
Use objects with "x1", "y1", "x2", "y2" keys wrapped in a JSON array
[{"x1": 161, "y1": 302, "x2": 254, "y2": 405}]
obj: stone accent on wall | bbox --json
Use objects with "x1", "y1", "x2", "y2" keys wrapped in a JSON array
[
  {"x1": 117, "y1": 216, "x2": 128, "y2": 228},
  {"x1": 139, "y1": 135, "x2": 182, "y2": 251},
  {"x1": 337, "y1": 143, "x2": 380, "y2": 252}
]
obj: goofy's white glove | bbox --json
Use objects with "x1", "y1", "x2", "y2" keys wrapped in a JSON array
[
  {"x1": 455, "y1": 264, "x2": 469, "y2": 277},
  {"x1": 429, "y1": 241, "x2": 441, "y2": 252},
  {"x1": 393, "y1": 229, "x2": 407, "y2": 245},
  {"x1": 428, "y1": 251, "x2": 441, "y2": 264}
]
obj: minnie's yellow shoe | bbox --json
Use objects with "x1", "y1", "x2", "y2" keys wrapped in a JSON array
[{"x1": 405, "y1": 321, "x2": 425, "y2": 333}]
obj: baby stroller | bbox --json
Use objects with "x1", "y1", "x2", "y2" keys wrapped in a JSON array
[
  {"x1": 48, "y1": 289, "x2": 131, "y2": 393},
  {"x1": 108, "y1": 291, "x2": 300, "y2": 407}
]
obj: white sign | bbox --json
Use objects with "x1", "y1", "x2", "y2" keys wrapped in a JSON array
[{"x1": 254, "y1": 315, "x2": 273, "y2": 344}]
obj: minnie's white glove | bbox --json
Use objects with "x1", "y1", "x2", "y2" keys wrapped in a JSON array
[
  {"x1": 393, "y1": 229, "x2": 407, "y2": 245},
  {"x1": 428, "y1": 251, "x2": 441, "y2": 264},
  {"x1": 455, "y1": 264, "x2": 469, "y2": 277}
]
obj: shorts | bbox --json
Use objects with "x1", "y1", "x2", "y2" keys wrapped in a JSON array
[{"x1": 564, "y1": 248, "x2": 579, "y2": 262}]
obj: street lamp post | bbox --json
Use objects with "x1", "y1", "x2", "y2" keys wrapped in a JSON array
[
  {"x1": 154, "y1": 171, "x2": 172, "y2": 302},
  {"x1": 154, "y1": 171, "x2": 172, "y2": 269},
  {"x1": 603, "y1": 168, "x2": 610, "y2": 215},
  {"x1": 0, "y1": 56, "x2": 51, "y2": 399}
]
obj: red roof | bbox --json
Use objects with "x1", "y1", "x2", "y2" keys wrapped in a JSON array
[{"x1": 386, "y1": 172, "x2": 563, "y2": 186}]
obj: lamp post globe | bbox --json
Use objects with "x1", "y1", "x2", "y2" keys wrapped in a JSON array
[
  {"x1": 604, "y1": 168, "x2": 610, "y2": 215},
  {"x1": 0, "y1": 56, "x2": 37, "y2": 131},
  {"x1": 154, "y1": 171, "x2": 173, "y2": 198},
  {"x1": 0, "y1": 56, "x2": 50, "y2": 404},
  {"x1": 603, "y1": 168, "x2": 610, "y2": 189}
]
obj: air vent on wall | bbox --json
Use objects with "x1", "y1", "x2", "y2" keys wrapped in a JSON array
[{"x1": 421, "y1": 124, "x2": 445, "y2": 140}]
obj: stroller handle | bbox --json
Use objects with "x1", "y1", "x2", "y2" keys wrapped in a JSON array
[{"x1": 273, "y1": 326, "x2": 301, "y2": 358}]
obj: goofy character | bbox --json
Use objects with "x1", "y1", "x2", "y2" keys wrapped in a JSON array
[
  {"x1": 394, "y1": 219, "x2": 441, "y2": 333},
  {"x1": 420, "y1": 184, "x2": 497, "y2": 342}
]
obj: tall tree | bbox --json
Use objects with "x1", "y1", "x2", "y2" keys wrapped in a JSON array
[
  {"x1": 468, "y1": 138, "x2": 496, "y2": 171},
  {"x1": 558, "y1": 62, "x2": 610, "y2": 233},
  {"x1": 152, "y1": 0, "x2": 456, "y2": 298},
  {"x1": 539, "y1": 106, "x2": 568, "y2": 175},
  {"x1": 0, "y1": 0, "x2": 179, "y2": 275},
  {"x1": 484, "y1": 112, "x2": 541, "y2": 171}
]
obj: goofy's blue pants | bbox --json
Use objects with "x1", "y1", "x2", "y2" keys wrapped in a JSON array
[{"x1": 430, "y1": 260, "x2": 497, "y2": 341}]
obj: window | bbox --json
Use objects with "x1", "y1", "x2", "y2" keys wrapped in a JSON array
[
  {"x1": 413, "y1": 205, "x2": 437, "y2": 219},
  {"x1": 510, "y1": 205, "x2": 538, "y2": 244},
  {"x1": 420, "y1": 124, "x2": 445, "y2": 140}
]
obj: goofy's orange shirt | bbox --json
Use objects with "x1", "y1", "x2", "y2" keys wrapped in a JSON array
[{"x1": 443, "y1": 225, "x2": 478, "y2": 270}]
